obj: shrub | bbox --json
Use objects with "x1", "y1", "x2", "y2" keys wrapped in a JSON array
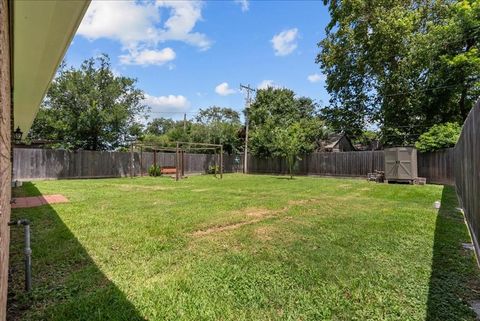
[
  {"x1": 148, "y1": 165, "x2": 162, "y2": 177},
  {"x1": 415, "y1": 122, "x2": 461, "y2": 152},
  {"x1": 207, "y1": 165, "x2": 219, "y2": 175}
]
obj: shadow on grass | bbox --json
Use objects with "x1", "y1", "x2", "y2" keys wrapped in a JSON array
[
  {"x1": 426, "y1": 186, "x2": 480, "y2": 321},
  {"x1": 8, "y1": 182, "x2": 145, "y2": 321}
]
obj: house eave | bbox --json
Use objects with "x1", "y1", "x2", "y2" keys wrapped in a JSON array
[{"x1": 12, "y1": 0, "x2": 90, "y2": 138}]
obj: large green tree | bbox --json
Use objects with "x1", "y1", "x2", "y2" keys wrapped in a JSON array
[
  {"x1": 141, "y1": 106, "x2": 243, "y2": 154},
  {"x1": 317, "y1": 0, "x2": 480, "y2": 145},
  {"x1": 248, "y1": 87, "x2": 327, "y2": 157},
  {"x1": 190, "y1": 106, "x2": 243, "y2": 154},
  {"x1": 145, "y1": 117, "x2": 176, "y2": 136},
  {"x1": 272, "y1": 120, "x2": 319, "y2": 179},
  {"x1": 29, "y1": 55, "x2": 147, "y2": 150},
  {"x1": 415, "y1": 122, "x2": 461, "y2": 152}
]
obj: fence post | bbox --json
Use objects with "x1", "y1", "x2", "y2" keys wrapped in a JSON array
[
  {"x1": 220, "y1": 146, "x2": 223, "y2": 179},
  {"x1": 140, "y1": 146, "x2": 143, "y2": 177},
  {"x1": 130, "y1": 143, "x2": 134, "y2": 178},
  {"x1": 175, "y1": 143, "x2": 179, "y2": 181}
]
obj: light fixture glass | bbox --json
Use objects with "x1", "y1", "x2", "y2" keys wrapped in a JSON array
[{"x1": 13, "y1": 126, "x2": 23, "y2": 144}]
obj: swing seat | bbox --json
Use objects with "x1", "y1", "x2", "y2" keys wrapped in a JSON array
[{"x1": 161, "y1": 167, "x2": 176, "y2": 175}]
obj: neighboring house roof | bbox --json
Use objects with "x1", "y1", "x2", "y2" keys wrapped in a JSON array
[
  {"x1": 354, "y1": 140, "x2": 383, "y2": 151},
  {"x1": 13, "y1": 0, "x2": 90, "y2": 138},
  {"x1": 316, "y1": 132, "x2": 356, "y2": 152},
  {"x1": 322, "y1": 132, "x2": 348, "y2": 149}
]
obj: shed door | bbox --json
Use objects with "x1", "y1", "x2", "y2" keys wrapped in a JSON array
[
  {"x1": 396, "y1": 148, "x2": 413, "y2": 179},
  {"x1": 385, "y1": 148, "x2": 414, "y2": 180},
  {"x1": 385, "y1": 149, "x2": 398, "y2": 179}
]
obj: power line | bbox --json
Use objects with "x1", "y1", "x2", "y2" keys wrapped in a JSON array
[
  {"x1": 148, "y1": 111, "x2": 197, "y2": 114},
  {"x1": 383, "y1": 82, "x2": 479, "y2": 97}
]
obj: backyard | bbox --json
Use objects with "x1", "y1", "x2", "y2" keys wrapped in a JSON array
[{"x1": 7, "y1": 174, "x2": 480, "y2": 321}]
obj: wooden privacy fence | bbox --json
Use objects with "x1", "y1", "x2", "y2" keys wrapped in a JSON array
[
  {"x1": 13, "y1": 147, "x2": 455, "y2": 184},
  {"x1": 247, "y1": 151, "x2": 385, "y2": 177},
  {"x1": 14, "y1": 148, "x2": 132, "y2": 180},
  {"x1": 247, "y1": 150, "x2": 454, "y2": 184},
  {"x1": 455, "y1": 99, "x2": 480, "y2": 257},
  {"x1": 13, "y1": 148, "x2": 242, "y2": 180},
  {"x1": 418, "y1": 149, "x2": 455, "y2": 185}
]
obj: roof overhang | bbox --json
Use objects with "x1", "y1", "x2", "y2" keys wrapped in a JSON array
[{"x1": 13, "y1": 0, "x2": 90, "y2": 138}]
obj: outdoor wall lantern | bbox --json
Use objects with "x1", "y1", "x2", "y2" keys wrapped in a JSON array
[{"x1": 13, "y1": 127, "x2": 23, "y2": 144}]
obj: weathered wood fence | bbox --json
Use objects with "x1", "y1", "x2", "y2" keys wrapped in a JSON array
[
  {"x1": 247, "y1": 151, "x2": 385, "y2": 177},
  {"x1": 12, "y1": 148, "x2": 242, "y2": 180},
  {"x1": 14, "y1": 147, "x2": 454, "y2": 184},
  {"x1": 418, "y1": 149, "x2": 455, "y2": 185},
  {"x1": 247, "y1": 150, "x2": 454, "y2": 185},
  {"x1": 455, "y1": 99, "x2": 480, "y2": 257}
]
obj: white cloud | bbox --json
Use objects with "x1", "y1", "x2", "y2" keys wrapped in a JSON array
[
  {"x1": 271, "y1": 28, "x2": 299, "y2": 56},
  {"x1": 78, "y1": 1, "x2": 159, "y2": 48},
  {"x1": 234, "y1": 0, "x2": 249, "y2": 12},
  {"x1": 307, "y1": 73, "x2": 325, "y2": 83},
  {"x1": 120, "y1": 48, "x2": 176, "y2": 66},
  {"x1": 257, "y1": 80, "x2": 277, "y2": 90},
  {"x1": 215, "y1": 82, "x2": 236, "y2": 96},
  {"x1": 78, "y1": 0, "x2": 211, "y2": 65},
  {"x1": 144, "y1": 94, "x2": 190, "y2": 111},
  {"x1": 156, "y1": 0, "x2": 211, "y2": 50}
]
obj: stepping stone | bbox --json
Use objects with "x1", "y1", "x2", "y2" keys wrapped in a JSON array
[
  {"x1": 12, "y1": 195, "x2": 69, "y2": 209},
  {"x1": 470, "y1": 301, "x2": 480, "y2": 318},
  {"x1": 462, "y1": 243, "x2": 474, "y2": 251}
]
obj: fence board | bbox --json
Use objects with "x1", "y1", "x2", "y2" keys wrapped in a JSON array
[
  {"x1": 418, "y1": 149, "x2": 455, "y2": 185},
  {"x1": 455, "y1": 99, "x2": 480, "y2": 259}
]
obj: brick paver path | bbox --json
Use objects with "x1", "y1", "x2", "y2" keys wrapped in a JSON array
[{"x1": 12, "y1": 195, "x2": 69, "y2": 209}]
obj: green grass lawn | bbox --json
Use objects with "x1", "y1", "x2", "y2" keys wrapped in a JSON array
[{"x1": 7, "y1": 174, "x2": 480, "y2": 320}]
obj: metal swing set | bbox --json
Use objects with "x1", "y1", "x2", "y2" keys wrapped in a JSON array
[{"x1": 129, "y1": 141, "x2": 224, "y2": 181}]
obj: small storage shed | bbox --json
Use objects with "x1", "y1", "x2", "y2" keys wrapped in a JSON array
[{"x1": 384, "y1": 147, "x2": 418, "y2": 183}]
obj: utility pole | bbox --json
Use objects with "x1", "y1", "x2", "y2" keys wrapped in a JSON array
[
  {"x1": 183, "y1": 113, "x2": 187, "y2": 133},
  {"x1": 240, "y1": 84, "x2": 256, "y2": 174}
]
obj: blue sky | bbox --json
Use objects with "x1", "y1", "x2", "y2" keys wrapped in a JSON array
[{"x1": 66, "y1": 0, "x2": 331, "y2": 121}]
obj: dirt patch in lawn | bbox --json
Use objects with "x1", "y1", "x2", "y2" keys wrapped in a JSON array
[
  {"x1": 288, "y1": 198, "x2": 321, "y2": 206},
  {"x1": 191, "y1": 219, "x2": 267, "y2": 236},
  {"x1": 245, "y1": 208, "x2": 272, "y2": 218},
  {"x1": 338, "y1": 184, "x2": 352, "y2": 188},
  {"x1": 255, "y1": 226, "x2": 276, "y2": 241},
  {"x1": 191, "y1": 198, "x2": 334, "y2": 237},
  {"x1": 191, "y1": 207, "x2": 279, "y2": 236},
  {"x1": 191, "y1": 207, "x2": 291, "y2": 237},
  {"x1": 117, "y1": 184, "x2": 175, "y2": 192}
]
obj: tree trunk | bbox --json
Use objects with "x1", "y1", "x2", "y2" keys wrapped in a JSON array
[{"x1": 288, "y1": 155, "x2": 294, "y2": 179}]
